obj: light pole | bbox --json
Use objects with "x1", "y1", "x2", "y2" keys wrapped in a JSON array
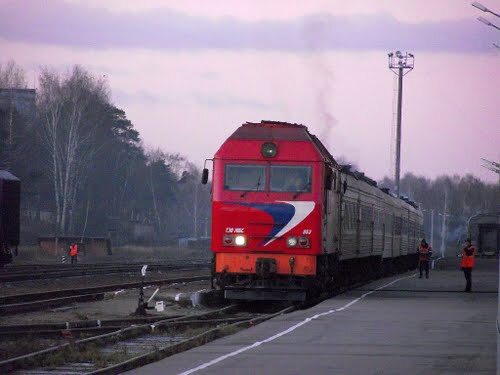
[
  {"x1": 472, "y1": 2, "x2": 500, "y2": 18},
  {"x1": 429, "y1": 209, "x2": 435, "y2": 250},
  {"x1": 472, "y1": 2, "x2": 500, "y2": 47},
  {"x1": 388, "y1": 51, "x2": 414, "y2": 197},
  {"x1": 478, "y1": 16, "x2": 500, "y2": 30},
  {"x1": 438, "y1": 188, "x2": 450, "y2": 259}
]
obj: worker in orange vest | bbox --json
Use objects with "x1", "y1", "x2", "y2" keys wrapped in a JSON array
[
  {"x1": 461, "y1": 238, "x2": 476, "y2": 292},
  {"x1": 69, "y1": 243, "x2": 78, "y2": 265},
  {"x1": 418, "y1": 239, "x2": 432, "y2": 279}
]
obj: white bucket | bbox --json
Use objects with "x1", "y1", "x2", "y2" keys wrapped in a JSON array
[{"x1": 155, "y1": 301, "x2": 165, "y2": 312}]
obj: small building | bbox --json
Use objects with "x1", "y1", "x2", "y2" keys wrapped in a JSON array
[
  {"x1": 130, "y1": 221, "x2": 154, "y2": 243},
  {"x1": 107, "y1": 216, "x2": 154, "y2": 245},
  {"x1": 467, "y1": 213, "x2": 500, "y2": 256},
  {"x1": 38, "y1": 236, "x2": 112, "y2": 257}
]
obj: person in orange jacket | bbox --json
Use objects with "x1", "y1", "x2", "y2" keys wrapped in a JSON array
[
  {"x1": 418, "y1": 239, "x2": 432, "y2": 279},
  {"x1": 461, "y1": 238, "x2": 476, "y2": 292},
  {"x1": 69, "y1": 242, "x2": 78, "y2": 265}
]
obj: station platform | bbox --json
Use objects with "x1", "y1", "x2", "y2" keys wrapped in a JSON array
[{"x1": 128, "y1": 258, "x2": 498, "y2": 375}]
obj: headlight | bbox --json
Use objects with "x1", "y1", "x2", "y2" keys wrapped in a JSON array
[
  {"x1": 261, "y1": 142, "x2": 277, "y2": 158},
  {"x1": 223, "y1": 235, "x2": 234, "y2": 245},
  {"x1": 298, "y1": 237, "x2": 310, "y2": 247},
  {"x1": 234, "y1": 235, "x2": 247, "y2": 246},
  {"x1": 287, "y1": 237, "x2": 298, "y2": 247}
]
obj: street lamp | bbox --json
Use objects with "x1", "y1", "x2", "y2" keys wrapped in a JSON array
[
  {"x1": 472, "y1": 2, "x2": 500, "y2": 18},
  {"x1": 477, "y1": 16, "x2": 500, "y2": 30},
  {"x1": 472, "y1": 2, "x2": 500, "y2": 47}
]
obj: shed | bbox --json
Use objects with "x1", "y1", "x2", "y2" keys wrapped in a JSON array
[{"x1": 468, "y1": 213, "x2": 500, "y2": 256}]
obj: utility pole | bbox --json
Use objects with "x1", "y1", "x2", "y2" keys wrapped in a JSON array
[
  {"x1": 439, "y1": 189, "x2": 450, "y2": 258},
  {"x1": 430, "y1": 209, "x2": 435, "y2": 250},
  {"x1": 388, "y1": 51, "x2": 414, "y2": 196},
  {"x1": 472, "y1": 2, "x2": 500, "y2": 48}
]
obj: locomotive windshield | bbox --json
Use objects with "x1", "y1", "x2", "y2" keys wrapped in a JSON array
[
  {"x1": 270, "y1": 165, "x2": 311, "y2": 192},
  {"x1": 224, "y1": 165, "x2": 266, "y2": 191}
]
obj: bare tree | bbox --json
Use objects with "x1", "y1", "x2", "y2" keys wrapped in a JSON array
[
  {"x1": 37, "y1": 66, "x2": 108, "y2": 240},
  {"x1": 178, "y1": 161, "x2": 209, "y2": 238},
  {"x1": 164, "y1": 152, "x2": 189, "y2": 179},
  {"x1": 146, "y1": 148, "x2": 164, "y2": 233},
  {"x1": 0, "y1": 60, "x2": 27, "y2": 88}
]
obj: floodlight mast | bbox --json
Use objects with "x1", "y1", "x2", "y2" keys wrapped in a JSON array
[
  {"x1": 472, "y1": 2, "x2": 500, "y2": 18},
  {"x1": 472, "y1": 2, "x2": 500, "y2": 45},
  {"x1": 478, "y1": 16, "x2": 500, "y2": 30},
  {"x1": 387, "y1": 51, "x2": 414, "y2": 197}
]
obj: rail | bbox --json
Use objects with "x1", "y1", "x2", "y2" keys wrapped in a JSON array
[
  {"x1": 0, "y1": 274, "x2": 210, "y2": 315},
  {"x1": 0, "y1": 303, "x2": 297, "y2": 373}
]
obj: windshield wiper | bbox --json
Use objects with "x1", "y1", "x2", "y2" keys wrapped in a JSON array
[
  {"x1": 292, "y1": 180, "x2": 311, "y2": 200},
  {"x1": 240, "y1": 176, "x2": 262, "y2": 197}
]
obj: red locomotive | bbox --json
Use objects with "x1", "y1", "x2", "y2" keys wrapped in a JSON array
[{"x1": 202, "y1": 121, "x2": 423, "y2": 301}]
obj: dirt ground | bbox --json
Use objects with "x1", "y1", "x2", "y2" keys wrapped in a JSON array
[
  {"x1": 12, "y1": 245, "x2": 212, "y2": 265},
  {"x1": 0, "y1": 268, "x2": 210, "y2": 296},
  {"x1": 0, "y1": 277, "x2": 224, "y2": 362},
  {"x1": 1, "y1": 245, "x2": 214, "y2": 326},
  {"x1": 0, "y1": 279, "x2": 216, "y2": 325},
  {"x1": 0, "y1": 246, "x2": 218, "y2": 361}
]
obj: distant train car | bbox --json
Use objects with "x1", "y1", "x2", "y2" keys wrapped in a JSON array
[
  {"x1": 467, "y1": 213, "x2": 499, "y2": 257},
  {"x1": 202, "y1": 121, "x2": 423, "y2": 301},
  {"x1": 0, "y1": 170, "x2": 21, "y2": 267}
]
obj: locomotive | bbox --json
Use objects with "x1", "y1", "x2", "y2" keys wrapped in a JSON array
[
  {"x1": 202, "y1": 121, "x2": 423, "y2": 301},
  {"x1": 0, "y1": 170, "x2": 21, "y2": 267}
]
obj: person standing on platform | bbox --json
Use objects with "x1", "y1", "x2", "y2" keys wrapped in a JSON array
[
  {"x1": 418, "y1": 239, "x2": 432, "y2": 279},
  {"x1": 69, "y1": 242, "x2": 79, "y2": 265},
  {"x1": 461, "y1": 238, "x2": 476, "y2": 292}
]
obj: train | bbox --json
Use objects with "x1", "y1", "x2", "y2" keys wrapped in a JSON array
[
  {"x1": 0, "y1": 170, "x2": 21, "y2": 267},
  {"x1": 201, "y1": 120, "x2": 424, "y2": 301}
]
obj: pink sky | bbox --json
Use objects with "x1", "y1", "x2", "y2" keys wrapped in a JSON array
[{"x1": 1, "y1": 0, "x2": 499, "y2": 182}]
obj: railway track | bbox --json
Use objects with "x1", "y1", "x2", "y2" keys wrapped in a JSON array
[
  {"x1": 0, "y1": 316, "x2": 184, "y2": 338},
  {"x1": 0, "y1": 261, "x2": 211, "y2": 282},
  {"x1": 0, "y1": 266, "x2": 415, "y2": 373},
  {"x1": 0, "y1": 303, "x2": 295, "y2": 374},
  {"x1": 0, "y1": 275, "x2": 210, "y2": 315}
]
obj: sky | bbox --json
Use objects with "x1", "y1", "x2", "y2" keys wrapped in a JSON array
[{"x1": 1, "y1": 0, "x2": 499, "y2": 183}]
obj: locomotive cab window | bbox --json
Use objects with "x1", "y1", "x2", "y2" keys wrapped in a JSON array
[
  {"x1": 270, "y1": 166, "x2": 312, "y2": 192},
  {"x1": 224, "y1": 165, "x2": 266, "y2": 191}
]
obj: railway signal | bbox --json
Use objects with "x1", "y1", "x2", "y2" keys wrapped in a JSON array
[{"x1": 136, "y1": 264, "x2": 150, "y2": 315}]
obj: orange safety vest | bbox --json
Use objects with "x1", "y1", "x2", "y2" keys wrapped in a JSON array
[
  {"x1": 461, "y1": 246, "x2": 476, "y2": 268},
  {"x1": 70, "y1": 244, "x2": 78, "y2": 256},
  {"x1": 418, "y1": 244, "x2": 431, "y2": 261}
]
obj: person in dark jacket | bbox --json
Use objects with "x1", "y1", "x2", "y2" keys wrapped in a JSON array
[{"x1": 418, "y1": 239, "x2": 432, "y2": 279}]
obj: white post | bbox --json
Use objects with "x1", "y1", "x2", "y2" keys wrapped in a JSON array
[
  {"x1": 430, "y1": 209, "x2": 434, "y2": 250},
  {"x1": 440, "y1": 190, "x2": 448, "y2": 258}
]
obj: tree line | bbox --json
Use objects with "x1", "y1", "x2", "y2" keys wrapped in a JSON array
[
  {"x1": 0, "y1": 61, "x2": 210, "y2": 245},
  {"x1": 379, "y1": 173, "x2": 498, "y2": 252}
]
